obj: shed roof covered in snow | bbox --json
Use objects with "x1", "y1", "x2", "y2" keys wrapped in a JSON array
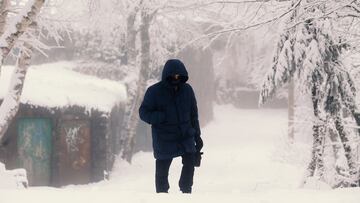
[{"x1": 0, "y1": 62, "x2": 127, "y2": 112}]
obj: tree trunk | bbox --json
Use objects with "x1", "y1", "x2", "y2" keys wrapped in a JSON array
[
  {"x1": 288, "y1": 79, "x2": 295, "y2": 142},
  {"x1": 328, "y1": 119, "x2": 350, "y2": 188},
  {"x1": 117, "y1": 9, "x2": 138, "y2": 154},
  {"x1": 125, "y1": 10, "x2": 138, "y2": 66},
  {"x1": 121, "y1": 10, "x2": 151, "y2": 162},
  {"x1": 305, "y1": 122, "x2": 326, "y2": 179},
  {"x1": 334, "y1": 115, "x2": 359, "y2": 186},
  {"x1": 302, "y1": 85, "x2": 326, "y2": 186},
  {"x1": 0, "y1": 42, "x2": 33, "y2": 144},
  {"x1": 0, "y1": 0, "x2": 44, "y2": 143},
  {"x1": 317, "y1": 123, "x2": 326, "y2": 176},
  {"x1": 354, "y1": 113, "x2": 360, "y2": 186}
]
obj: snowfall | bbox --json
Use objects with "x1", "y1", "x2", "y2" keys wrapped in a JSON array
[{"x1": 1, "y1": 105, "x2": 360, "y2": 203}]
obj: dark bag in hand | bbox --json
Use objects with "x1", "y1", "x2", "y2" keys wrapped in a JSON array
[{"x1": 194, "y1": 151, "x2": 203, "y2": 167}]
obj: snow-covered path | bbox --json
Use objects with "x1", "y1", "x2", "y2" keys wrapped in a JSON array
[
  {"x1": 2, "y1": 105, "x2": 360, "y2": 203},
  {"x1": 94, "y1": 105, "x2": 300, "y2": 193}
]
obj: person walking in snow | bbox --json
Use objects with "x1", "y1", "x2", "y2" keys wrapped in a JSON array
[{"x1": 139, "y1": 59, "x2": 203, "y2": 194}]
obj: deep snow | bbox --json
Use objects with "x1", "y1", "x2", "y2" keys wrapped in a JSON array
[{"x1": 1, "y1": 105, "x2": 360, "y2": 202}]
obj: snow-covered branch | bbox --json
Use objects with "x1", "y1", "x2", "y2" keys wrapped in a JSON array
[
  {"x1": 0, "y1": 0, "x2": 44, "y2": 67},
  {"x1": 175, "y1": 0, "x2": 300, "y2": 53},
  {"x1": 163, "y1": 0, "x2": 271, "y2": 12},
  {"x1": 0, "y1": 0, "x2": 44, "y2": 143}
]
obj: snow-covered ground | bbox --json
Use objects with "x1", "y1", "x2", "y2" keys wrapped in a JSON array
[{"x1": 1, "y1": 105, "x2": 360, "y2": 202}]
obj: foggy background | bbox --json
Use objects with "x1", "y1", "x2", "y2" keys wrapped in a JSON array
[
  {"x1": 2, "y1": 1, "x2": 290, "y2": 153},
  {"x1": 1, "y1": 0, "x2": 360, "y2": 199}
]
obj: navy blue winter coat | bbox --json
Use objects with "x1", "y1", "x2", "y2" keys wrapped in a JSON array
[{"x1": 139, "y1": 59, "x2": 201, "y2": 160}]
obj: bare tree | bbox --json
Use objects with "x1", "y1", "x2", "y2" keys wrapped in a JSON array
[{"x1": 121, "y1": 1, "x2": 158, "y2": 162}]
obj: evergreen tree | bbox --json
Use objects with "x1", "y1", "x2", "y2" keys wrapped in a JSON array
[{"x1": 259, "y1": 0, "x2": 360, "y2": 188}]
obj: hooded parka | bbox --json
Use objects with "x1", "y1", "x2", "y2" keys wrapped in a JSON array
[{"x1": 139, "y1": 59, "x2": 201, "y2": 160}]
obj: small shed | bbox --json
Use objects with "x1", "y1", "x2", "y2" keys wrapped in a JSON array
[{"x1": 0, "y1": 62, "x2": 127, "y2": 187}]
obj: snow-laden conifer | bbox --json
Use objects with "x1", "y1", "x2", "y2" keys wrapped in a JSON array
[{"x1": 259, "y1": 0, "x2": 360, "y2": 188}]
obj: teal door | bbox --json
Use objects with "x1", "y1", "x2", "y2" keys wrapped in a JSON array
[{"x1": 17, "y1": 118, "x2": 52, "y2": 186}]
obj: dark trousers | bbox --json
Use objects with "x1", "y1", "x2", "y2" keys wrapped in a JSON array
[{"x1": 155, "y1": 153, "x2": 195, "y2": 193}]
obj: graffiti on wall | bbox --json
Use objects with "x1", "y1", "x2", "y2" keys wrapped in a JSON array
[{"x1": 64, "y1": 126, "x2": 83, "y2": 153}]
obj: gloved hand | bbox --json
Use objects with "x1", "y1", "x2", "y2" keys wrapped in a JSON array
[
  {"x1": 194, "y1": 151, "x2": 203, "y2": 167},
  {"x1": 195, "y1": 136, "x2": 203, "y2": 152}
]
